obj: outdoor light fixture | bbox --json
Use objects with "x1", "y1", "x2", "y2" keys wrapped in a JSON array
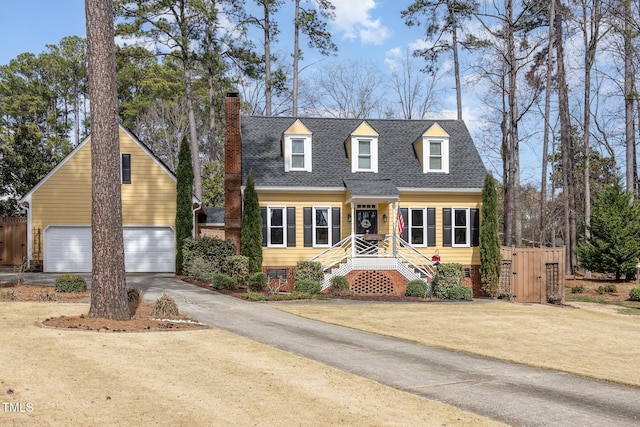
[
  {"x1": 348, "y1": 213, "x2": 352, "y2": 222},
  {"x1": 383, "y1": 214, "x2": 387, "y2": 222}
]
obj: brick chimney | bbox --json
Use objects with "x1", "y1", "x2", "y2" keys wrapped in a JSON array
[{"x1": 224, "y1": 92, "x2": 242, "y2": 253}]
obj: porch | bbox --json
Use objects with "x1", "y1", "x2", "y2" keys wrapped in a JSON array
[{"x1": 310, "y1": 233, "x2": 436, "y2": 292}]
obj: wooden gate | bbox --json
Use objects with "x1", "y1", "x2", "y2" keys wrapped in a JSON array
[
  {"x1": 499, "y1": 246, "x2": 565, "y2": 304},
  {"x1": 0, "y1": 217, "x2": 27, "y2": 266}
]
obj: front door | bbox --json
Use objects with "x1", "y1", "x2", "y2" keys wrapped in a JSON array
[{"x1": 355, "y1": 209, "x2": 378, "y2": 254}]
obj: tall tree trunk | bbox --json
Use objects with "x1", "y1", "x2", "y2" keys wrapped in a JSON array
[
  {"x1": 555, "y1": 4, "x2": 576, "y2": 274},
  {"x1": 582, "y1": 0, "x2": 600, "y2": 239},
  {"x1": 540, "y1": 0, "x2": 555, "y2": 246},
  {"x1": 208, "y1": 73, "x2": 217, "y2": 162},
  {"x1": 86, "y1": 0, "x2": 129, "y2": 320},
  {"x1": 506, "y1": 0, "x2": 522, "y2": 247},
  {"x1": 263, "y1": 2, "x2": 272, "y2": 117},
  {"x1": 451, "y1": 13, "x2": 463, "y2": 121},
  {"x1": 293, "y1": 0, "x2": 300, "y2": 116},
  {"x1": 624, "y1": 0, "x2": 636, "y2": 198},
  {"x1": 183, "y1": 61, "x2": 202, "y2": 200},
  {"x1": 501, "y1": 75, "x2": 512, "y2": 246}
]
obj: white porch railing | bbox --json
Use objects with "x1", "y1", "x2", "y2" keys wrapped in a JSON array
[{"x1": 309, "y1": 234, "x2": 436, "y2": 290}]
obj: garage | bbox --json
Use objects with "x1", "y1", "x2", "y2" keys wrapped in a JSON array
[{"x1": 44, "y1": 226, "x2": 175, "y2": 273}]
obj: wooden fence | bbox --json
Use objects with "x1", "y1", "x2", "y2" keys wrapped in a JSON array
[
  {"x1": 499, "y1": 246, "x2": 565, "y2": 304},
  {"x1": 0, "y1": 217, "x2": 27, "y2": 266}
]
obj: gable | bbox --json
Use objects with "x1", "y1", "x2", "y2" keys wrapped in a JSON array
[{"x1": 23, "y1": 126, "x2": 185, "y2": 228}]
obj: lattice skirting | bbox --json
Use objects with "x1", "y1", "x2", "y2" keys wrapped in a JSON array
[{"x1": 346, "y1": 270, "x2": 408, "y2": 296}]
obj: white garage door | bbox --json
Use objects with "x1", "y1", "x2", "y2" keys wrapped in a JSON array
[{"x1": 44, "y1": 226, "x2": 175, "y2": 273}]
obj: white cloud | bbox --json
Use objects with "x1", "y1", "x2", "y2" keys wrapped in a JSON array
[{"x1": 330, "y1": 0, "x2": 391, "y2": 45}]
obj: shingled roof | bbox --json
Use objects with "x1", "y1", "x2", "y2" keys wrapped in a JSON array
[{"x1": 241, "y1": 116, "x2": 487, "y2": 191}]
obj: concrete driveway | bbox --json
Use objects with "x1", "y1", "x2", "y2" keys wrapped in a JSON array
[{"x1": 4, "y1": 272, "x2": 640, "y2": 426}]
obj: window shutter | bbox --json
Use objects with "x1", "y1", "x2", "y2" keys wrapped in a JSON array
[
  {"x1": 303, "y1": 207, "x2": 312, "y2": 247},
  {"x1": 287, "y1": 207, "x2": 296, "y2": 247},
  {"x1": 261, "y1": 207, "x2": 267, "y2": 247},
  {"x1": 400, "y1": 208, "x2": 408, "y2": 241},
  {"x1": 471, "y1": 208, "x2": 480, "y2": 247},
  {"x1": 443, "y1": 208, "x2": 452, "y2": 247},
  {"x1": 331, "y1": 207, "x2": 341, "y2": 245},
  {"x1": 427, "y1": 208, "x2": 436, "y2": 246}
]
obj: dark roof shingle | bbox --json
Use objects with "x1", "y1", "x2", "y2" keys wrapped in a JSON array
[{"x1": 241, "y1": 116, "x2": 487, "y2": 191}]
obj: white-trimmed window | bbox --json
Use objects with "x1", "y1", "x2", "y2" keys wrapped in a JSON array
[
  {"x1": 452, "y1": 207, "x2": 470, "y2": 247},
  {"x1": 313, "y1": 207, "x2": 331, "y2": 247},
  {"x1": 268, "y1": 206, "x2": 287, "y2": 247},
  {"x1": 284, "y1": 135, "x2": 312, "y2": 171},
  {"x1": 424, "y1": 137, "x2": 449, "y2": 173},
  {"x1": 121, "y1": 153, "x2": 131, "y2": 184},
  {"x1": 351, "y1": 137, "x2": 378, "y2": 172},
  {"x1": 409, "y1": 208, "x2": 426, "y2": 246}
]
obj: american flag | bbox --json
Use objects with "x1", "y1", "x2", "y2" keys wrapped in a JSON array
[{"x1": 397, "y1": 209, "x2": 405, "y2": 235}]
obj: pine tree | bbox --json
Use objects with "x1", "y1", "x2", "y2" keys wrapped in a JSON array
[
  {"x1": 479, "y1": 174, "x2": 501, "y2": 297},
  {"x1": 176, "y1": 137, "x2": 194, "y2": 274},
  {"x1": 577, "y1": 179, "x2": 640, "y2": 280},
  {"x1": 241, "y1": 171, "x2": 263, "y2": 273}
]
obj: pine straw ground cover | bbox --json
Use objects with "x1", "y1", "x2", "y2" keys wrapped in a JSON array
[
  {"x1": 0, "y1": 302, "x2": 502, "y2": 426},
  {"x1": 0, "y1": 284, "x2": 205, "y2": 332}
]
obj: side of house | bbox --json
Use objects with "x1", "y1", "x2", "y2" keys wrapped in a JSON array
[{"x1": 20, "y1": 126, "x2": 200, "y2": 273}]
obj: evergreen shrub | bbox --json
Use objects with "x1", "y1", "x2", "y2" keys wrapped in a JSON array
[
  {"x1": 54, "y1": 274, "x2": 87, "y2": 293},
  {"x1": 447, "y1": 285, "x2": 472, "y2": 300},
  {"x1": 329, "y1": 275, "x2": 349, "y2": 296},
  {"x1": 212, "y1": 272, "x2": 238, "y2": 290},
  {"x1": 294, "y1": 279, "x2": 322, "y2": 294},
  {"x1": 629, "y1": 287, "x2": 640, "y2": 301},
  {"x1": 405, "y1": 279, "x2": 428, "y2": 297},
  {"x1": 222, "y1": 255, "x2": 250, "y2": 286},
  {"x1": 248, "y1": 272, "x2": 268, "y2": 292},
  {"x1": 295, "y1": 261, "x2": 324, "y2": 283},
  {"x1": 431, "y1": 263, "x2": 464, "y2": 299},
  {"x1": 182, "y1": 237, "x2": 236, "y2": 278}
]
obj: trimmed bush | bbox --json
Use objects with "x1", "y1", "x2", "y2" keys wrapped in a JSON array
[
  {"x1": 150, "y1": 293, "x2": 179, "y2": 317},
  {"x1": 248, "y1": 272, "x2": 268, "y2": 292},
  {"x1": 447, "y1": 285, "x2": 472, "y2": 300},
  {"x1": 329, "y1": 275, "x2": 349, "y2": 296},
  {"x1": 294, "y1": 279, "x2": 322, "y2": 294},
  {"x1": 431, "y1": 263, "x2": 463, "y2": 299},
  {"x1": 211, "y1": 272, "x2": 238, "y2": 290},
  {"x1": 571, "y1": 284, "x2": 585, "y2": 293},
  {"x1": 405, "y1": 279, "x2": 428, "y2": 297},
  {"x1": 295, "y1": 261, "x2": 324, "y2": 283},
  {"x1": 183, "y1": 256, "x2": 217, "y2": 283},
  {"x1": 182, "y1": 237, "x2": 237, "y2": 277},
  {"x1": 629, "y1": 287, "x2": 640, "y2": 301},
  {"x1": 597, "y1": 283, "x2": 617, "y2": 294},
  {"x1": 54, "y1": 274, "x2": 87, "y2": 293},
  {"x1": 222, "y1": 255, "x2": 250, "y2": 286}
]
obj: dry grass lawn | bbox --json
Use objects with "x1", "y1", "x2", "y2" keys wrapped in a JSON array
[
  {"x1": 273, "y1": 300, "x2": 640, "y2": 387},
  {"x1": 0, "y1": 302, "x2": 504, "y2": 427}
]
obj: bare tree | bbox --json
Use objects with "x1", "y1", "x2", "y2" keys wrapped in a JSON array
[
  {"x1": 86, "y1": 0, "x2": 129, "y2": 320},
  {"x1": 303, "y1": 60, "x2": 384, "y2": 118},
  {"x1": 388, "y1": 49, "x2": 441, "y2": 119},
  {"x1": 134, "y1": 98, "x2": 189, "y2": 172},
  {"x1": 292, "y1": 0, "x2": 337, "y2": 116}
]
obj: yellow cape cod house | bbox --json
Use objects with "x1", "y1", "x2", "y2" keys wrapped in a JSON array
[
  {"x1": 20, "y1": 126, "x2": 200, "y2": 273},
  {"x1": 224, "y1": 93, "x2": 487, "y2": 296}
]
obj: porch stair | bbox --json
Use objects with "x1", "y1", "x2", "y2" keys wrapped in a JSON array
[{"x1": 309, "y1": 235, "x2": 436, "y2": 291}]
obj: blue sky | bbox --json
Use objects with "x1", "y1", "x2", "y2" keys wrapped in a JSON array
[{"x1": 0, "y1": 1, "x2": 509, "y2": 177}]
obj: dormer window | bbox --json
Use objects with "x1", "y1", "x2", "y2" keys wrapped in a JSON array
[
  {"x1": 419, "y1": 123, "x2": 450, "y2": 174},
  {"x1": 349, "y1": 121, "x2": 378, "y2": 173},
  {"x1": 358, "y1": 139, "x2": 372, "y2": 170},
  {"x1": 283, "y1": 119, "x2": 312, "y2": 172}
]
